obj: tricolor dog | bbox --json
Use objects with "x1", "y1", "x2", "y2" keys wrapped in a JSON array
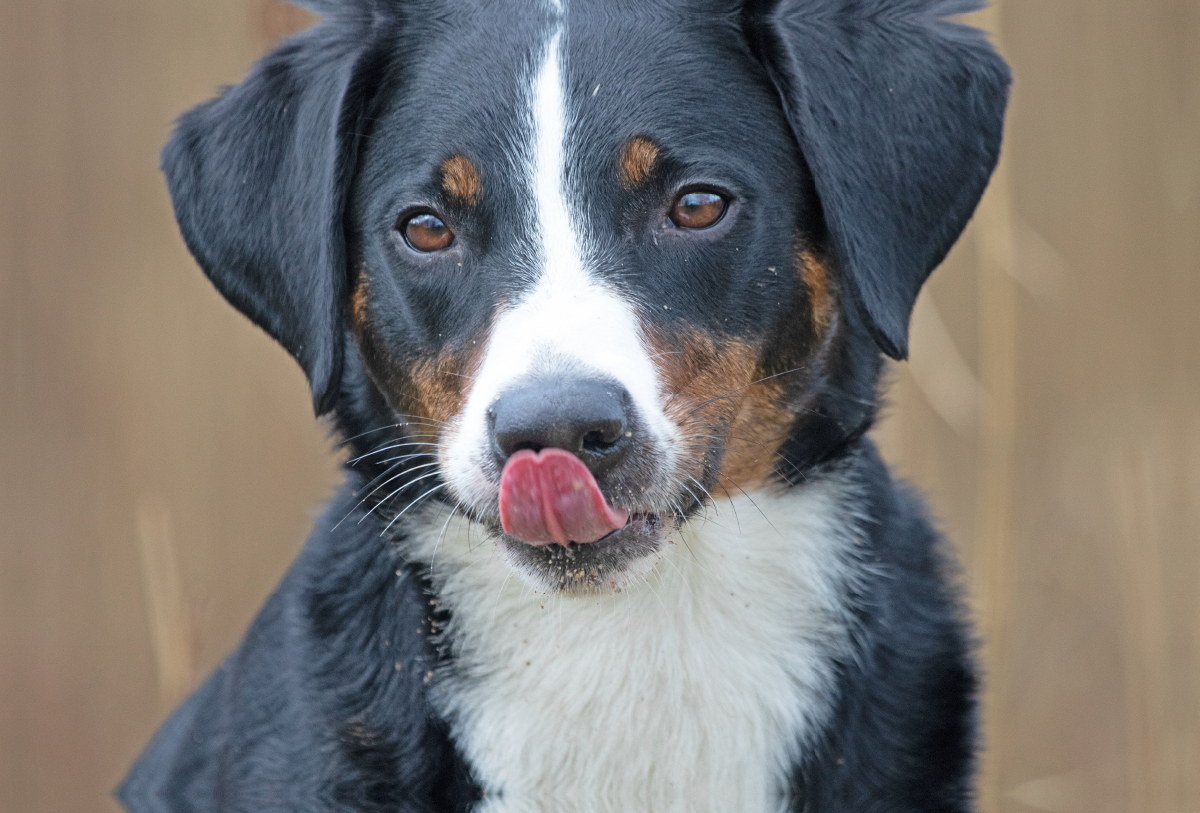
[{"x1": 121, "y1": 0, "x2": 1009, "y2": 811}]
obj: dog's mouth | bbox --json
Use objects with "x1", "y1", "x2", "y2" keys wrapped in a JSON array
[
  {"x1": 496, "y1": 512, "x2": 664, "y2": 594},
  {"x1": 490, "y1": 447, "x2": 666, "y2": 594}
]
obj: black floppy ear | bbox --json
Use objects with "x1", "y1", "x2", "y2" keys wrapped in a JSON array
[
  {"x1": 745, "y1": 0, "x2": 1011, "y2": 359},
  {"x1": 162, "y1": 12, "x2": 382, "y2": 414}
]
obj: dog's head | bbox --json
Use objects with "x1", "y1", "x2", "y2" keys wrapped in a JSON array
[{"x1": 163, "y1": 0, "x2": 1008, "y2": 593}]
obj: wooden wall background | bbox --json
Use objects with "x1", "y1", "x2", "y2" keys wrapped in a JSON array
[{"x1": 1, "y1": 1, "x2": 1196, "y2": 811}]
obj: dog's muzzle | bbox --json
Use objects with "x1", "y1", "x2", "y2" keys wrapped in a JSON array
[{"x1": 485, "y1": 376, "x2": 665, "y2": 592}]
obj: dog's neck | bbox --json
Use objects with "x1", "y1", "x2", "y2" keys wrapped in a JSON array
[{"x1": 399, "y1": 475, "x2": 863, "y2": 813}]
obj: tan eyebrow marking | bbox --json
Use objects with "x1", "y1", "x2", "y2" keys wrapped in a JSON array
[
  {"x1": 618, "y1": 136, "x2": 660, "y2": 189},
  {"x1": 440, "y1": 154, "x2": 482, "y2": 207}
]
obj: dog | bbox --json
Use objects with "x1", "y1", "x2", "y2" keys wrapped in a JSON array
[{"x1": 119, "y1": 0, "x2": 1009, "y2": 810}]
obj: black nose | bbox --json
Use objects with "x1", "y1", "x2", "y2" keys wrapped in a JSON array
[{"x1": 489, "y1": 378, "x2": 633, "y2": 478}]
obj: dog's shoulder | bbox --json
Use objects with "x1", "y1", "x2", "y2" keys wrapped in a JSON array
[
  {"x1": 793, "y1": 445, "x2": 977, "y2": 812},
  {"x1": 118, "y1": 484, "x2": 479, "y2": 813}
]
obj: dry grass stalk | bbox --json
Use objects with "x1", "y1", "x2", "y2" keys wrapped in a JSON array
[
  {"x1": 135, "y1": 497, "x2": 195, "y2": 712},
  {"x1": 1112, "y1": 439, "x2": 1187, "y2": 813}
]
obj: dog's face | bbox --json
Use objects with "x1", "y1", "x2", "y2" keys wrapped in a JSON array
[
  {"x1": 162, "y1": 0, "x2": 1008, "y2": 593},
  {"x1": 347, "y1": 10, "x2": 829, "y2": 590}
]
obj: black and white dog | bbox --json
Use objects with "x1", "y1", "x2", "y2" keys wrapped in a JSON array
[{"x1": 120, "y1": 1, "x2": 1009, "y2": 810}]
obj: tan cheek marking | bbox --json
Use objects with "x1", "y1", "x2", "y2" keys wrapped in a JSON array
[
  {"x1": 720, "y1": 253, "x2": 837, "y2": 486},
  {"x1": 647, "y1": 327, "x2": 792, "y2": 491},
  {"x1": 618, "y1": 136, "x2": 660, "y2": 189},
  {"x1": 645, "y1": 251, "x2": 834, "y2": 493},
  {"x1": 348, "y1": 272, "x2": 488, "y2": 435},
  {"x1": 718, "y1": 377, "x2": 792, "y2": 489},
  {"x1": 407, "y1": 338, "x2": 486, "y2": 428},
  {"x1": 799, "y1": 249, "x2": 833, "y2": 332},
  {"x1": 440, "y1": 155, "x2": 482, "y2": 207}
]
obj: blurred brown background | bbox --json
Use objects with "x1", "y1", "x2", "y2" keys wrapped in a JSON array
[{"x1": 1, "y1": 1, "x2": 1196, "y2": 811}]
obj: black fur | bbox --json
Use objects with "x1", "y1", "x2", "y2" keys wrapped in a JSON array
[
  {"x1": 122, "y1": 1, "x2": 1008, "y2": 810},
  {"x1": 790, "y1": 447, "x2": 979, "y2": 812},
  {"x1": 119, "y1": 485, "x2": 481, "y2": 812}
]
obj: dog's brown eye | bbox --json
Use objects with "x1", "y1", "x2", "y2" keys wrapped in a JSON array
[
  {"x1": 401, "y1": 212, "x2": 454, "y2": 252},
  {"x1": 669, "y1": 191, "x2": 727, "y2": 230}
]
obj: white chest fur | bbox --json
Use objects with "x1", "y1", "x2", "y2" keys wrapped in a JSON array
[{"x1": 403, "y1": 480, "x2": 861, "y2": 813}]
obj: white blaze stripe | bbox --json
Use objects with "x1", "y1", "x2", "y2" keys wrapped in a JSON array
[
  {"x1": 531, "y1": 31, "x2": 581, "y2": 304},
  {"x1": 442, "y1": 26, "x2": 677, "y2": 512}
]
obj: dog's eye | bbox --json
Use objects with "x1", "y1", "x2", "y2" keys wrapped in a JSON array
[
  {"x1": 400, "y1": 212, "x2": 455, "y2": 252},
  {"x1": 669, "y1": 191, "x2": 727, "y2": 230}
]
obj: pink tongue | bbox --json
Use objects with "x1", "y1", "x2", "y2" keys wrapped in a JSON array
[{"x1": 499, "y1": 448, "x2": 629, "y2": 546}]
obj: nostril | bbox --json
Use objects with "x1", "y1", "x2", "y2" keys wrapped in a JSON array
[
  {"x1": 582, "y1": 430, "x2": 615, "y2": 454},
  {"x1": 581, "y1": 419, "x2": 624, "y2": 454}
]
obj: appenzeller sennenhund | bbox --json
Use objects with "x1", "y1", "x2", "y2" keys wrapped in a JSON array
[{"x1": 120, "y1": 1, "x2": 1010, "y2": 810}]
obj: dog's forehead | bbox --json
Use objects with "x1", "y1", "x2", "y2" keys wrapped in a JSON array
[
  {"x1": 370, "y1": 7, "x2": 786, "y2": 180},
  {"x1": 563, "y1": 13, "x2": 777, "y2": 129}
]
